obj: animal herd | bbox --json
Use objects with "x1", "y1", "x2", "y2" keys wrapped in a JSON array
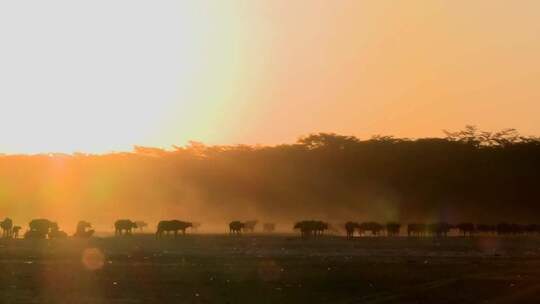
[
  {"x1": 0, "y1": 217, "x2": 106, "y2": 240},
  {"x1": 1, "y1": 216, "x2": 540, "y2": 240},
  {"x1": 0, "y1": 217, "x2": 266, "y2": 240},
  {"x1": 339, "y1": 221, "x2": 540, "y2": 239},
  {"x1": 0, "y1": 218, "x2": 21, "y2": 239}
]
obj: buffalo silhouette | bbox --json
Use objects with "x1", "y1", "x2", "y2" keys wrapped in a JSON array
[
  {"x1": 407, "y1": 223, "x2": 427, "y2": 237},
  {"x1": 114, "y1": 219, "x2": 137, "y2": 236},
  {"x1": 524, "y1": 224, "x2": 540, "y2": 234},
  {"x1": 263, "y1": 223, "x2": 276, "y2": 233},
  {"x1": 74, "y1": 221, "x2": 95, "y2": 238},
  {"x1": 0, "y1": 217, "x2": 13, "y2": 238},
  {"x1": 294, "y1": 220, "x2": 328, "y2": 238},
  {"x1": 135, "y1": 221, "x2": 148, "y2": 233},
  {"x1": 12, "y1": 226, "x2": 21, "y2": 239},
  {"x1": 229, "y1": 221, "x2": 244, "y2": 234},
  {"x1": 191, "y1": 222, "x2": 201, "y2": 233},
  {"x1": 428, "y1": 222, "x2": 452, "y2": 237},
  {"x1": 386, "y1": 222, "x2": 401, "y2": 236},
  {"x1": 243, "y1": 220, "x2": 258, "y2": 233},
  {"x1": 49, "y1": 222, "x2": 68, "y2": 239},
  {"x1": 496, "y1": 222, "x2": 526, "y2": 235},
  {"x1": 25, "y1": 219, "x2": 65, "y2": 239},
  {"x1": 476, "y1": 224, "x2": 496, "y2": 235},
  {"x1": 456, "y1": 222, "x2": 475, "y2": 236},
  {"x1": 345, "y1": 221, "x2": 360, "y2": 239},
  {"x1": 359, "y1": 222, "x2": 384, "y2": 236},
  {"x1": 156, "y1": 220, "x2": 193, "y2": 238}
]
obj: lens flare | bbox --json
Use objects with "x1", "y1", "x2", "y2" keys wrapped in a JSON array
[{"x1": 82, "y1": 247, "x2": 105, "y2": 271}]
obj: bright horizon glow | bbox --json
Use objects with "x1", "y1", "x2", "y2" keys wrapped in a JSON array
[{"x1": 1, "y1": 1, "x2": 539, "y2": 154}]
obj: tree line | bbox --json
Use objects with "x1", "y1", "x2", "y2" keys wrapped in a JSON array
[{"x1": 0, "y1": 126, "x2": 539, "y2": 224}]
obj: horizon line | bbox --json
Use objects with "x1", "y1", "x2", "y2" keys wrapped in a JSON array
[{"x1": 0, "y1": 126, "x2": 536, "y2": 156}]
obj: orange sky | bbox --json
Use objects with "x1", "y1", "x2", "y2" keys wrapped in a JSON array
[{"x1": 0, "y1": 1, "x2": 539, "y2": 153}]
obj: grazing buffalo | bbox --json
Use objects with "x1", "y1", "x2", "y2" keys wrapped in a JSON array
[
  {"x1": 456, "y1": 222, "x2": 475, "y2": 236},
  {"x1": 476, "y1": 224, "x2": 497, "y2": 235},
  {"x1": 0, "y1": 217, "x2": 13, "y2": 238},
  {"x1": 407, "y1": 223, "x2": 427, "y2": 237},
  {"x1": 49, "y1": 222, "x2": 68, "y2": 239},
  {"x1": 294, "y1": 221, "x2": 312, "y2": 238},
  {"x1": 12, "y1": 226, "x2": 21, "y2": 239},
  {"x1": 497, "y1": 223, "x2": 525, "y2": 235},
  {"x1": 156, "y1": 220, "x2": 193, "y2": 238},
  {"x1": 294, "y1": 220, "x2": 328, "y2": 238},
  {"x1": 313, "y1": 221, "x2": 328, "y2": 236},
  {"x1": 229, "y1": 221, "x2": 245, "y2": 234},
  {"x1": 263, "y1": 223, "x2": 276, "y2": 233},
  {"x1": 359, "y1": 222, "x2": 384, "y2": 236},
  {"x1": 386, "y1": 222, "x2": 401, "y2": 236},
  {"x1": 428, "y1": 222, "x2": 452, "y2": 237},
  {"x1": 11, "y1": 226, "x2": 21, "y2": 239},
  {"x1": 191, "y1": 222, "x2": 201, "y2": 232},
  {"x1": 345, "y1": 221, "x2": 360, "y2": 239},
  {"x1": 74, "y1": 221, "x2": 95, "y2": 238},
  {"x1": 326, "y1": 223, "x2": 341, "y2": 235},
  {"x1": 24, "y1": 219, "x2": 66, "y2": 239},
  {"x1": 525, "y1": 224, "x2": 540, "y2": 234},
  {"x1": 26, "y1": 219, "x2": 57, "y2": 239},
  {"x1": 243, "y1": 220, "x2": 258, "y2": 233},
  {"x1": 24, "y1": 230, "x2": 46, "y2": 239},
  {"x1": 135, "y1": 221, "x2": 148, "y2": 233},
  {"x1": 114, "y1": 219, "x2": 137, "y2": 236}
]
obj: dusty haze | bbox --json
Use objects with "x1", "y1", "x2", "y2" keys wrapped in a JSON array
[{"x1": 1, "y1": 128, "x2": 539, "y2": 234}]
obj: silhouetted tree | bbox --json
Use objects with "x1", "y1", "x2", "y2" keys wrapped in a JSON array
[{"x1": 0, "y1": 126, "x2": 539, "y2": 225}]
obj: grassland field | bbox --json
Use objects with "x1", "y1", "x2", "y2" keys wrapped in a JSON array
[{"x1": 1, "y1": 234, "x2": 540, "y2": 303}]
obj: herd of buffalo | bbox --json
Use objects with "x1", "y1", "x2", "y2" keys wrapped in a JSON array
[{"x1": 0, "y1": 217, "x2": 539, "y2": 240}]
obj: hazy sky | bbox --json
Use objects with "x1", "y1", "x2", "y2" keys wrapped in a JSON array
[{"x1": 0, "y1": 1, "x2": 539, "y2": 153}]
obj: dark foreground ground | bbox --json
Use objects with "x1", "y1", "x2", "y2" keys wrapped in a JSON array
[{"x1": 1, "y1": 234, "x2": 540, "y2": 303}]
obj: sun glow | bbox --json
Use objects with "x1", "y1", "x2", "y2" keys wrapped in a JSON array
[
  {"x1": 0, "y1": 1, "x2": 247, "y2": 153},
  {"x1": 1, "y1": 1, "x2": 539, "y2": 153}
]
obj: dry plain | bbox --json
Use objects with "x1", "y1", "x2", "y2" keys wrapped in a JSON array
[{"x1": 0, "y1": 234, "x2": 539, "y2": 303}]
